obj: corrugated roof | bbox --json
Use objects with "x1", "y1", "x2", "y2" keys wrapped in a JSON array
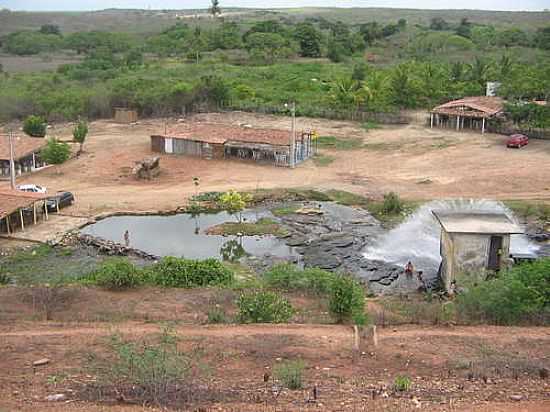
[
  {"x1": 0, "y1": 134, "x2": 46, "y2": 161},
  {"x1": 155, "y1": 123, "x2": 292, "y2": 146},
  {"x1": 0, "y1": 189, "x2": 48, "y2": 220},
  {"x1": 432, "y1": 211, "x2": 522, "y2": 234},
  {"x1": 431, "y1": 97, "x2": 504, "y2": 118}
]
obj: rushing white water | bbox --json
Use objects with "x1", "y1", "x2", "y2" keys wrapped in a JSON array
[{"x1": 363, "y1": 199, "x2": 538, "y2": 272}]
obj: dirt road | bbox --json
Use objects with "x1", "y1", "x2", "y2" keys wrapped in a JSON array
[
  {"x1": 3, "y1": 112, "x2": 549, "y2": 218},
  {"x1": 1, "y1": 320, "x2": 549, "y2": 411}
]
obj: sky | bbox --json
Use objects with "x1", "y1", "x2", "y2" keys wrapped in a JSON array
[{"x1": 1, "y1": 0, "x2": 549, "y2": 12}]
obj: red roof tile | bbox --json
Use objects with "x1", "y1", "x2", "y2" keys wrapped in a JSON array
[
  {"x1": 0, "y1": 189, "x2": 48, "y2": 220},
  {"x1": 432, "y1": 97, "x2": 504, "y2": 118},
  {"x1": 156, "y1": 123, "x2": 292, "y2": 146},
  {"x1": 0, "y1": 134, "x2": 46, "y2": 161}
]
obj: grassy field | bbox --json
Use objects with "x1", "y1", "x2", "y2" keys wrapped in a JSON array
[{"x1": 1, "y1": 7, "x2": 549, "y2": 36}]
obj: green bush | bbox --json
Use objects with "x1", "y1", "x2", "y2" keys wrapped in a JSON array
[
  {"x1": 329, "y1": 275, "x2": 366, "y2": 324},
  {"x1": 456, "y1": 259, "x2": 550, "y2": 325},
  {"x1": 237, "y1": 290, "x2": 294, "y2": 323},
  {"x1": 146, "y1": 257, "x2": 234, "y2": 288},
  {"x1": 206, "y1": 306, "x2": 227, "y2": 324},
  {"x1": 0, "y1": 272, "x2": 12, "y2": 285},
  {"x1": 87, "y1": 258, "x2": 141, "y2": 290},
  {"x1": 274, "y1": 360, "x2": 305, "y2": 390},
  {"x1": 264, "y1": 264, "x2": 336, "y2": 295},
  {"x1": 394, "y1": 375, "x2": 412, "y2": 391},
  {"x1": 23, "y1": 115, "x2": 47, "y2": 137},
  {"x1": 101, "y1": 327, "x2": 193, "y2": 405},
  {"x1": 382, "y1": 192, "x2": 403, "y2": 214}
]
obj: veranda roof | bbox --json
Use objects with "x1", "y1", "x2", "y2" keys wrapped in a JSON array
[{"x1": 431, "y1": 97, "x2": 504, "y2": 119}]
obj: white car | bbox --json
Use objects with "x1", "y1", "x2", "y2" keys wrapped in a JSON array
[{"x1": 17, "y1": 184, "x2": 47, "y2": 194}]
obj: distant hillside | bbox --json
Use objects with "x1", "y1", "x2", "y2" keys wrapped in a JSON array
[{"x1": 0, "y1": 7, "x2": 549, "y2": 35}]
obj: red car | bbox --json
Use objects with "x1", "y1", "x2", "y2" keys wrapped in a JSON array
[{"x1": 506, "y1": 134, "x2": 529, "y2": 148}]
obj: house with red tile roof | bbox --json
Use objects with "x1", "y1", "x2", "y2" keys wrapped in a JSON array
[{"x1": 151, "y1": 123, "x2": 315, "y2": 167}]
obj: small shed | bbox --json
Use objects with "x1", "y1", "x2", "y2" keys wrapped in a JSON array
[
  {"x1": 432, "y1": 211, "x2": 523, "y2": 292},
  {"x1": 114, "y1": 108, "x2": 138, "y2": 123},
  {"x1": 0, "y1": 189, "x2": 49, "y2": 234},
  {"x1": 430, "y1": 96, "x2": 504, "y2": 134},
  {"x1": 0, "y1": 133, "x2": 47, "y2": 177},
  {"x1": 151, "y1": 123, "x2": 314, "y2": 167}
]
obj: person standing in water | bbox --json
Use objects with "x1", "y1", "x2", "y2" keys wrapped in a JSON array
[
  {"x1": 404, "y1": 261, "x2": 414, "y2": 277},
  {"x1": 124, "y1": 230, "x2": 130, "y2": 247}
]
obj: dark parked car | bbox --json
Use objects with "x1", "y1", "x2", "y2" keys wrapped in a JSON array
[
  {"x1": 46, "y1": 191, "x2": 75, "y2": 212},
  {"x1": 506, "y1": 134, "x2": 529, "y2": 148}
]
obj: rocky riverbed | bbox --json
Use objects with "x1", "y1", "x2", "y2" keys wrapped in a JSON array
[{"x1": 244, "y1": 201, "x2": 436, "y2": 295}]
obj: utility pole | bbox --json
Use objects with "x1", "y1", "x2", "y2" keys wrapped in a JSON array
[
  {"x1": 286, "y1": 102, "x2": 296, "y2": 168},
  {"x1": 8, "y1": 128, "x2": 16, "y2": 190}
]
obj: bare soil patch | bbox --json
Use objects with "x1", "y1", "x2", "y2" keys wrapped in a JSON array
[{"x1": 3, "y1": 112, "x2": 548, "y2": 219}]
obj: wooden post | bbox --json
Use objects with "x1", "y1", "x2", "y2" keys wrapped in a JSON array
[
  {"x1": 44, "y1": 201, "x2": 48, "y2": 221},
  {"x1": 430, "y1": 113, "x2": 434, "y2": 128},
  {"x1": 33, "y1": 202, "x2": 37, "y2": 225},
  {"x1": 6, "y1": 215, "x2": 11, "y2": 235},
  {"x1": 353, "y1": 325, "x2": 361, "y2": 353},
  {"x1": 456, "y1": 116, "x2": 460, "y2": 131},
  {"x1": 19, "y1": 209, "x2": 24, "y2": 231},
  {"x1": 481, "y1": 117, "x2": 486, "y2": 134}
]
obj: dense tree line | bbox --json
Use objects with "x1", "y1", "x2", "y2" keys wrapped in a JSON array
[{"x1": 0, "y1": 17, "x2": 548, "y2": 126}]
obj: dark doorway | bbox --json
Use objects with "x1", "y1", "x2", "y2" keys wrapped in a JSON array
[{"x1": 488, "y1": 236, "x2": 503, "y2": 270}]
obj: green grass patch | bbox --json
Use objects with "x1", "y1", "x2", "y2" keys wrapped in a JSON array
[
  {"x1": 361, "y1": 120, "x2": 380, "y2": 131},
  {"x1": 271, "y1": 205, "x2": 301, "y2": 216},
  {"x1": 505, "y1": 200, "x2": 550, "y2": 222},
  {"x1": 313, "y1": 154, "x2": 335, "y2": 166},
  {"x1": 316, "y1": 135, "x2": 364, "y2": 150},
  {"x1": 325, "y1": 189, "x2": 369, "y2": 207},
  {"x1": 205, "y1": 217, "x2": 288, "y2": 236}
]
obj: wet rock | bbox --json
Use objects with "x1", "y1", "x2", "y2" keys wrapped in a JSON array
[
  {"x1": 509, "y1": 394, "x2": 523, "y2": 401},
  {"x1": 286, "y1": 236, "x2": 308, "y2": 247},
  {"x1": 33, "y1": 358, "x2": 50, "y2": 367},
  {"x1": 304, "y1": 253, "x2": 342, "y2": 269}
]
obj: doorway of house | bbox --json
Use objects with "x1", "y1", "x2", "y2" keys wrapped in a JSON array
[{"x1": 488, "y1": 235, "x2": 503, "y2": 271}]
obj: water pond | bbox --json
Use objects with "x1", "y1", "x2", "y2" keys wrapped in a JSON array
[{"x1": 80, "y1": 210, "x2": 299, "y2": 261}]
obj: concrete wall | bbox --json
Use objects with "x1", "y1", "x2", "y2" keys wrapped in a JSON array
[{"x1": 440, "y1": 231, "x2": 511, "y2": 291}]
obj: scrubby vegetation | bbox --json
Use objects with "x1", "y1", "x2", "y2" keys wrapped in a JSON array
[
  {"x1": 145, "y1": 257, "x2": 234, "y2": 288},
  {"x1": 88, "y1": 327, "x2": 199, "y2": 407},
  {"x1": 237, "y1": 290, "x2": 295, "y2": 323},
  {"x1": 85, "y1": 258, "x2": 142, "y2": 290},
  {"x1": 0, "y1": 12, "x2": 548, "y2": 124},
  {"x1": 456, "y1": 259, "x2": 550, "y2": 325},
  {"x1": 274, "y1": 360, "x2": 305, "y2": 390}
]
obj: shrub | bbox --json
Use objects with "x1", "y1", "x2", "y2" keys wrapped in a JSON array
[
  {"x1": 147, "y1": 257, "x2": 233, "y2": 288},
  {"x1": 382, "y1": 192, "x2": 403, "y2": 214},
  {"x1": 455, "y1": 259, "x2": 550, "y2": 325},
  {"x1": 206, "y1": 306, "x2": 227, "y2": 324},
  {"x1": 23, "y1": 115, "x2": 47, "y2": 137},
  {"x1": 0, "y1": 272, "x2": 11, "y2": 285},
  {"x1": 237, "y1": 290, "x2": 294, "y2": 323},
  {"x1": 40, "y1": 138, "x2": 71, "y2": 172},
  {"x1": 274, "y1": 360, "x2": 305, "y2": 390},
  {"x1": 329, "y1": 275, "x2": 366, "y2": 324},
  {"x1": 19, "y1": 278, "x2": 77, "y2": 320},
  {"x1": 88, "y1": 258, "x2": 141, "y2": 290},
  {"x1": 394, "y1": 375, "x2": 412, "y2": 392},
  {"x1": 94, "y1": 327, "x2": 195, "y2": 406},
  {"x1": 264, "y1": 264, "x2": 335, "y2": 295}
]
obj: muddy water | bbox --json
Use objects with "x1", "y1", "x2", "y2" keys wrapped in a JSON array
[{"x1": 80, "y1": 210, "x2": 299, "y2": 261}]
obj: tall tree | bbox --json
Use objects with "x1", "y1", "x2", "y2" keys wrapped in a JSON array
[
  {"x1": 294, "y1": 22, "x2": 322, "y2": 57},
  {"x1": 73, "y1": 119, "x2": 89, "y2": 155},
  {"x1": 209, "y1": 0, "x2": 221, "y2": 18}
]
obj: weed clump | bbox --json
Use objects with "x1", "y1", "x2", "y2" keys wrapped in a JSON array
[
  {"x1": 146, "y1": 257, "x2": 234, "y2": 288},
  {"x1": 394, "y1": 375, "x2": 412, "y2": 391},
  {"x1": 382, "y1": 191, "x2": 403, "y2": 214},
  {"x1": 86, "y1": 258, "x2": 142, "y2": 290},
  {"x1": 237, "y1": 290, "x2": 294, "y2": 323},
  {"x1": 274, "y1": 360, "x2": 305, "y2": 390}
]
